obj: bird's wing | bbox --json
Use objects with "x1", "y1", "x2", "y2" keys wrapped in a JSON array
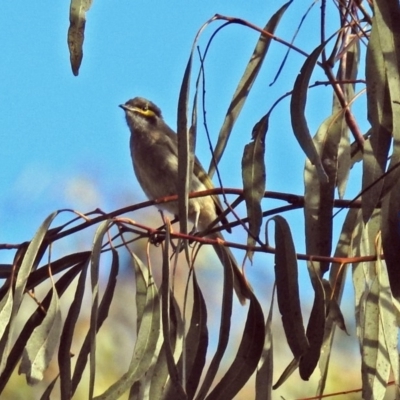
[
  {"x1": 161, "y1": 120, "x2": 231, "y2": 233},
  {"x1": 193, "y1": 159, "x2": 231, "y2": 233}
]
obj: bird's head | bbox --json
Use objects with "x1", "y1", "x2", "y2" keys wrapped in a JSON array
[{"x1": 119, "y1": 97, "x2": 162, "y2": 131}]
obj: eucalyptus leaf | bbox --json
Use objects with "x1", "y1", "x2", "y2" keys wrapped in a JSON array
[{"x1": 67, "y1": 0, "x2": 93, "y2": 75}]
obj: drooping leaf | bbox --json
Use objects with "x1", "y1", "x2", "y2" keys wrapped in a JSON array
[
  {"x1": 381, "y1": 183, "x2": 400, "y2": 298},
  {"x1": 290, "y1": 44, "x2": 328, "y2": 183},
  {"x1": 363, "y1": 18, "x2": 392, "y2": 223},
  {"x1": 374, "y1": 0, "x2": 400, "y2": 298},
  {"x1": 133, "y1": 253, "x2": 149, "y2": 331},
  {"x1": 368, "y1": 3, "x2": 400, "y2": 301},
  {"x1": 26, "y1": 251, "x2": 91, "y2": 292},
  {"x1": 0, "y1": 289, "x2": 13, "y2": 343},
  {"x1": 352, "y1": 209, "x2": 381, "y2": 345},
  {"x1": 272, "y1": 216, "x2": 309, "y2": 359},
  {"x1": 88, "y1": 220, "x2": 112, "y2": 398},
  {"x1": 361, "y1": 277, "x2": 390, "y2": 400},
  {"x1": 0, "y1": 212, "x2": 58, "y2": 375},
  {"x1": 181, "y1": 271, "x2": 208, "y2": 399},
  {"x1": 209, "y1": 1, "x2": 292, "y2": 176},
  {"x1": 67, "y1": 0, "x2": 93, "y2": 76},
  {"x1": 150, "y1": 290, "x2": 183, "y2": 400},
  {"x1": 19, "y1": 287, "x2": 62, "y2": 385},
  {"x1": 299, "y1": 263, "x2": 325, "y2": 380},
  {"x1": 195, "y1": 241, "x2": 234, "y2": 400},
  {"x1": 131, "y1": 254, "x2": 163, "y2": 399},
  {"x1": 93, "y1": 255, "x2": 160, "y2": 400},
  {"x1": 241, "y1": 114, "x2": 268, "y2": 261},
  {"x1": 362, "y1": 132, "x2": 391, "y2": 223},
  {"x1": 40, "y1": 374, "x2": 59, "y2": 400},
  {"x1": 206, "y1": 292, "x2": 264, "y2": 400},
  {"x1": 12, "y1": 212, "x2": 58, "y2": 324},
  {"x1": 336, "y1": 39, "x2": 359, "y2": 199},
  {"x1": 317, "y1": 208, "x2": 358, "y2": 395},
  {"x1": 160, "y1": 224, "x2": 186, "y2": 398},
  {"x1": 255, "y1": 285, "x2": 275, "y2": 400},
  {"x1": 376, "y1": 235, "x2": 400, "y2": 392},
  {"x1": 0, "y1": 264, "x2": 81, "y2": 394},
  {"x1": 71, "y1": 249, "x2": 119, "y2": 397},
  {"x1": 376, "y1": 0, "x2": 400, "y2": 197},
  {"x1": 58, "y1": 256, "x2": 90, "y2": 400},
  {"x1": 304, "y1": 112, "x2": 342, "y2": 275},
  {"x1": 177, "y1": 55, "x2": 194, "y2": 237},
  {"x1": 301, "y1": 82, "x2": 349, "y2": 376},
  {"x1": 272, "y1": 357, "x2": 299, "y2": 390}
]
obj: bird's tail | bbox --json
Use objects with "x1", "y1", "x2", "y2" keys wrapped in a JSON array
[{"x1": 209, "y1": 232, "x2": 252, "y2": 305}]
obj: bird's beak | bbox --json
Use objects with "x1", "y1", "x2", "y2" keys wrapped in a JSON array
[{"x1": 119, "y1": 104, "x2": 128, "y2": 111}]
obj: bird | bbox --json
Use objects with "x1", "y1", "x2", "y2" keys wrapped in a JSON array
[{"x1": 119, "y1": 96, "x2": 251, "y2": 304}]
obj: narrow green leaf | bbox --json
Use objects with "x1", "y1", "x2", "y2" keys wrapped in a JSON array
[
  {"x1": 67, "y1": 0, "x2": 93, "y2": 75},
  {"x1": 376, "y1": 237, "x2": 400, "y2": 391},
  {"x1": 255, "y1": 285, "x2": 275, "y2": 400},
  {"x1": 301, "y1": 83, "x2": 348, "y2": 371},
  {"x1": 40, "y1": 374, "x2": 59, "y2": 400},
  {"x1": 209, "y1": 1, "x2": 292, "y2": 176},
  {"x1": 272, "y1": 357, "x2": 299, "y2": 390},
  {"x1": 272, "y1": 216, "x2": 309, "y2": 359},
  {"x1": 177, "y1": 55, "x2": 194, "y2": 237},
  {"x1": 19, "y1": 288, "x2": 62, "y2": 385},
  {"x1": 299, "y1": 264, "x2": 325, "y2": 380},
  {"x1": 25, "y1": 251, "x2": 91, "y2": 292},
  {"x1": 0, "y1": 264, "x2": 81, "y2": 394},
  {"x1": 206, "y1": 292, "x2": 265, "y2": 400},
  {"x1": 132, "y1": 255, "x2": 164, "y2": 400},
  {"x1": 181, "y1": 271, "x2": 208, "y2": 399},
  {"x1": 304, "y1": 112, "x2": 342, "y2": 275},
  {"x1": 381, "y1": 183, "x2": 400, "y2": 298},
  {"x1": 290, "y1": 44, "x2": 328, "y2": 183},
  {"x1": 354, "y1": 209, "x2": 381, "y2": 330},
  {"x1": 362, "y1": 278, "x2": 390, "y2": 400},
  {"x1": 0, "y1": 212, "x2": 58, "y2": 374},
  {"x1": 147, "y1": 296, "x2": 180, "y2": 400},
  {"x1": 373, "y1": 1, "x2": 400, "y2": 300},
  {"x1": 242, "y1": 114, "x2": 268, "y2": 261},
  {"x1": 363, "y1": 18, "x2": 392, "y2": 222},
  {"x1": 89, "y1": 220, "x2": 112, "y2": 398},
  {"x1": 195, "y1": 244, "x2": 234, "y2": 400},
  {"x1": 375, "y1": 0, "x2": 400, "y2": 197},
  {"x1": 362, "y1": 131, "x2": 391, "y2": 223},
  {"x1": 93, "y1": 258, "x2": 160, "y2": 400},
  {"x1": 132, "y1": 253, "x2": 150, "y2": 331},
  {"x1": 59, "y1": 257, "x2": 90, "y2": 400},
  {"x1": 336, "y1": 40, "x2": 359, "y2": 199},
  {"x1": 0, "y1": 289, "x2": 13, "y2": 342},
  {"x1": 146, "y1": 340, "x2": 172, "y2": 400},
  {"x1": 160, "y1": 224, "x2": 186, "y2": 398},
  {"x1": 13, "y1": 212, "x2": 58, "y2": 321},
  {"x1": 317, "y1": 209, "x2": 358, "y2": 396},
  {"x1": 71, "y1": 248, "x2": 119, "y2": 397}
]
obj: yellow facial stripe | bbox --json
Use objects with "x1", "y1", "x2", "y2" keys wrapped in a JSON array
[{"x1": 132, "y1": 106, "x2": 156, "y2": 118}]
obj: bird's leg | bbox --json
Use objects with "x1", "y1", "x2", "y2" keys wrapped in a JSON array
[
  {"x1": 162, "y1": 211, "x2": 179, "y2": 251},
  {"x1": 188, "y1": 208, "x2": 200, "y2": 236},
  {"x1": 156, "y1": 211, "x2": 179, "y2": 231},
  {"x1": 150, "y1": 211, "x2": 178, "y2": 248}
]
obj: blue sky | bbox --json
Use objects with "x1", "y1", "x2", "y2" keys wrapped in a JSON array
[
  {"x1": 0, "y1": 0, "x2": 368, "y2": 395},
  {"x1": 0, "y1": 0, "x2": 351, "y2": 251}
]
